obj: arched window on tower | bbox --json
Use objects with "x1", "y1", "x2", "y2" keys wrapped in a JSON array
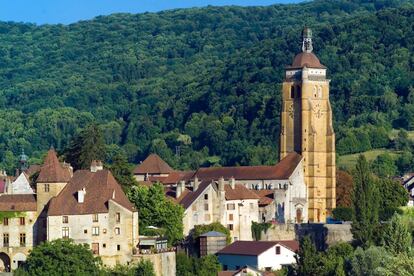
[
  {"x1": 296, "y1": 85, "x2": 302, "y2": 98},
  {"x1": 318, "y1": 86, "x2": 322, "y2": 98},
  {"x1": 290, "y1": 86, "x2": 295, "y2": 98}
]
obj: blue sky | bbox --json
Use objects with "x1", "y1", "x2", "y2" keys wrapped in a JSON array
[{"x1": 0, "y1": 0, "x2": 302, "y2": 25}]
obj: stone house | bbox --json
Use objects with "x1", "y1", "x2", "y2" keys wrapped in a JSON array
[
  {"x1": 133, "y1": 154, "x2": 175, "y2": 182},
  {"x1": 0, "y1": 149, "x2": 139, "y2": 271}
]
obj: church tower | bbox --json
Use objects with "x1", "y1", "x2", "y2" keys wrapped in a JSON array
[{"x1": 280, "y1": 28, "x2": 336, "y2": 222}]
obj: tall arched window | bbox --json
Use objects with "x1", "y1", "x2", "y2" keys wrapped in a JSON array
[{"x1": 290, "y1": 86, "x2": 295, "y2": 98}]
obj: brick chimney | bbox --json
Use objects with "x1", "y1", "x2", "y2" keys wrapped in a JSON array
[
  {"x1": 90, "y1": 160, "x2": 103, "y2": 172},
  {"x1": 193, "y1": 176, "x2": 199, "y2": 191},
  {"x1": 218, "y1": 177, "x2": 225, "y2": 191},
  {"x1": 176, "y1": 180, "x2": 185, "y2": 198},
  {"x1": 230, "y1": 177, "x2": 236, "y2": 189}
]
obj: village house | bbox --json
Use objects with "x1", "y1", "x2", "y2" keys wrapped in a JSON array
[
  {"x1": 0, "y1": 149, "x2": 139, "y2": 271},
  {"x1": 216, "y1": 240, "x2": 299, "y2": 272}
]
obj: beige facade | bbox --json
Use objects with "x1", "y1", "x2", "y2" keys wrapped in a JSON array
[
  {"x1": 280, "y1": 28, "x2": 336, "y2": 222},
  {"x1": 47, "y1": 201, "x2": 139, "y2": 266}
]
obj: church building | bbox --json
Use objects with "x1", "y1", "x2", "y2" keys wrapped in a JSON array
[{"x1": 280, "y1": 28, "x2": 336, "y2": 222}]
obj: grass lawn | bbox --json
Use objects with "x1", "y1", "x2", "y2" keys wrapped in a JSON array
[{"x1": 338, "y1": 148, "x2": 403, "y2": 171}]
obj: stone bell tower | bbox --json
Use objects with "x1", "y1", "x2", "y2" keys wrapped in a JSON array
[{"x1": 279, "y1": 28, "x2": 336, "y2": 222}]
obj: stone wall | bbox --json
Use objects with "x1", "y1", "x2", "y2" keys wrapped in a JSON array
[
  {"x1": 133, "y1": 251, "x2": 176, "y2": 276},
  {"x1": 260, "y1": 224, "x2": 296, "y2": 241}
]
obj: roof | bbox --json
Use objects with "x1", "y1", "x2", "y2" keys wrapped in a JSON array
[
  {"x1": 37, "y1": 149, "x2": 72, "y2": 183},
  {"x1": 224, "y1": 184, "x2": 260, "y2": 200},
  {"x1": 253, "y1": 190, "x2": 274, "y2": 206},
  {"x1": 0, "y1": 194, "x2": 37, "y2": 211},
  {"x1": 134, "y1": 154, "x2": 174, "y2": 174},
  {"x1": 26, "y1": 164, "x2": 41, "y2": 177},
  {"x1": 48, "y1": 169, "x2": 134, "y2": 216},
  {"x1": 217, "y1": 240, "x2": 299, "y2": 256},
  {"x1": 193, "y1": 152, "x2": 302, "y2": 181},
  {"x1": 148, "y1": 171, "x2": 194, "y2": 185},
  {"x1": 179, "y1": 180, "x2": 213, "y2": 209},
  {"x1": 288, "y1": 52, "x2": 326, "y2": 69},
  {"x1": 199, "y1": 231, "x2": 227, "y2": 237}
]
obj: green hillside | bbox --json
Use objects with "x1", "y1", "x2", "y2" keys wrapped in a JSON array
[{"x1": 0, "y1": 0, "x2": 413, "y2": 172}]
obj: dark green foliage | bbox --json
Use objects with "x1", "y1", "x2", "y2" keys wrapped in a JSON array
[
  {"x1": 251, "y1": 221, "x2": 272, "y2": 241},
  {"x1": 0, "y1": 1, "x2": 412, "y2": 170},
  {"x1": 107, "y1": 152, "x2": 138, "y2": 192},
  {"x1": 176, "y1": 253, "x2": 221, "y2": 276},
  {"x1": 371, "y1": 153, "x2": 397, "y2": 178},
  {"x1": 377, "y1": 178, "x2": 408, "y2": 220},
  {"x1": 351, "y1": 155, "x2": 380, "y2": 248},
  {"x1": 17, "y1": 239, "x2": 102, "y2": 276},
  {"x1": 294, "y1": 236, "x2": 322, "y2": 276},
  {"x1": 127, "y1": 183, "x2": 184, "y2": 245},
  {"x1": 135, "y1": 260, "x2": 155, "y2": 276},
  {"x1": 380, "y1": 214, "x2": 412, "y2": 254},
  {"x1": 349, "y1": 246, "x2": 391, "y2": 275},
  {"x1": 64, "y1": 124, "x2": 106, "y2": 170},
  {"x1": 192, "y1": 222, "x2": 231, "y2": 244},
  {"x1": 332, "y1": 207, "x2": 353, "y2": 221}
]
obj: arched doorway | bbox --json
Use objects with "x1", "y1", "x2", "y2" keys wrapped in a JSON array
[
  {"x1": 296, "y1": 208, "x2": 303, "y2": 223},
  {"x1": 0, "y1": 252, "x2": 11, "y2": 272},
  {"x1": 12, "y1": 252, "x2": 27, "y2": 270}
]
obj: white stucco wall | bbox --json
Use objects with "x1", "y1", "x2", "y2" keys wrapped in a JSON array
[{"x1": 257, "y1": 244, "x2": 296, "y2": 270}]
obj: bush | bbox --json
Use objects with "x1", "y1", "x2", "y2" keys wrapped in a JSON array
[
  {"x1": 332, "y1": 207, "x2": 353, "y2": 221},
  {"x1": 379, "y1": 207, "x2": 403, "y2": 221}
]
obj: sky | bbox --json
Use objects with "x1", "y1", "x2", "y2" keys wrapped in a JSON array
[{"x1": 0, "y1": 0, "x2": 302, "y2": 25}]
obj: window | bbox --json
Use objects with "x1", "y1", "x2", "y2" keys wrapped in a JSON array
[
  {"x1": 92, "y1": 214, "x2": 98, "y2": 222},
  {"x1": 227, "y1": 224, "x2": 233, "y2": 231},
  {"x1": 19, "y1": 233, "x2": 26, "y2": 246},
  {"x1": 276, "y1": 246, "x2": 281, "y2": 255},
  {"x1": 223, "y1": 265, "x2": 228, "y2": 271},
  {"x1": 19, "y1": 217, "x2": 25, "y2": 225},
  {"x1": 204, "y1": 194, "x2": 208, "y2": 200},
  {"x1": 62, "y1": 216, "x2": 68, "y2": 224},
  {"x1": 290, "y1": 86, "x2": 294, "y2": 98},
  {"x1": 250, "y1": 203, "x2": 254, "y2": 209},
  {"x1": 84, "y1": 229, "x2": 88, "y2": 234},
  {"x1": 92, "y1": 227, "x2": 100, "y2": 236},
  {"x1": 229, "y1": 214, "x2": 233, "y2": 221},
  {"x1": 117, "y1": 244, "x2": 121, "y2": 251},
  {"x1": 204, "y1": 204, "x2": 209, "y2": 211},
  {"x1": 3, "y1": 233, "x2": 9, "y2": 247},
  {"x1": 62, "y1": 227, "x2": 69, "y2": 238},
  {"x1": 227, "y1": 203, "x2": 235, "y2": 210},
  {"x1": 92, "y1": 243, "x2": 99, "y2": 255},
  {"x1": 116, "y1": 212, "x2": 121, "y2": 223},
  {"x1": 115, "y1": 227, "x2": 121, "y2": 235},
  {"x1": 103, "y1": 243, "x2": 106, "y2": 248},
  {"x1": 44, "y1": 183, "x2": 50, "y2": 192},
  {"x1": 3, "y1": 218, "x2": 8, "y2": 226}
]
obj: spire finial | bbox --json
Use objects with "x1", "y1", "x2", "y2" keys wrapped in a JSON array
[{"x1": 302, "y1": 27, "x2": 313, "y2": 53}]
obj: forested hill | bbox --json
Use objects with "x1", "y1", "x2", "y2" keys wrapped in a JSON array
[{"x1": 0, "y1": 0, "x2": 412, "y2": 171}]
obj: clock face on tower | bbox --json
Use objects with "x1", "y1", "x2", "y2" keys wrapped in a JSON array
[{"x1": 313, "y1": 103, "x2": 323, "y2": 118}]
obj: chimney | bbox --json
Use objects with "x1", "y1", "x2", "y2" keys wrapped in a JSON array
[
  {"x1": 193, "y1": 176, "x2": 199, "y2": 191},
  {"x1": 176, "y1": 180, "x2": 185, "y2": 198},
  {"x1": 90, "y1": 160, "x2": 103, "y2": 172},
  {"x1": 230, "y1": 177, "x2": 236, "y2": 189},
  {"x1": 77, "y1": 187, "x2": 86, "y2": 203},
  {"x1": 218, "y1": 177, "x2": 225, "y2": 191}
]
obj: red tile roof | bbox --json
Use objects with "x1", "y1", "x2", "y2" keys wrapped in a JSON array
[
  {"x1": 37, "y1": 149, "x2": 72, "y2": 183},
  {"x1": 224, "y1": 184, "x2": 260, "y2": 200},
  {"x1": 289, "y1": 52, "x2": 326, "y2": 69},
  {"x1": 48, "y1": 169, "x2": 134, "y2": 216},
  {"x1": 193, "y1": 152, "x2": 302, "y2": 181},
  {"x1": 134, "y1": 154, "x2": 174, "y2": 174},
  {"x1": 149, "y1": 171, "x2": 194, "y2": 185},
  {"x1": 217, "y1": 240, "x2": 299, "y2": 256},
  {"x1": 253, "y1": 190, "x2": 274, "y2": 206},
  {"x1": 179, "y1": 180, "x2": 212, "y2": 209},
  {"x1": 0, "y1": 194, "x2": 37, "y2": 211}
]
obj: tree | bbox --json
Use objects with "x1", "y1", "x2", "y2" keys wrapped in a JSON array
[
  {"x1": 108, "y1": 152, "x2": 137, "y2": 192},
  {"x1": 135, "y1": 259, "x2": 155, "y2": 276},
  {"x1": 349, "y1": 246, "x2": 392, "y2": 276},
  {"x1": 321, "y1": 242, "x2": 354, "y2": 276},
  {"x1": 377, "y1": 178, "x2": 408, "y2": 220},
  {"x1": 127, "y1": 183, "x2": 184, "y2": 245},
  {"x1": 64, "y1": 124, "x2": 106, "y2": 170},
  {"x1": 295, "y1": 236, "x2": 322, "y2": 276},
  {"x1": 336, "y1": 170, "x2": 353, "y2": 207},
  {"x1": 176, "y1": 253, "x2": 221, "y2": 276},
  {"x1": 351, "y1": 155, "x2": 380, "y2": 248},
  {"x1": 18, "y1": 239, "x2": 102, "y2": 276},
  {"x1": 380, "y1": 214, "x2": 412, "y2": 254},
  {"x1": 371, "y1": 153, "x2": 397, "y2": 178}
]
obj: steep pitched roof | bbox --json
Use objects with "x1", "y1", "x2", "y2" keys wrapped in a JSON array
[
  {"x1": 149, "y1": 171, "x2": 194, "y2": 185},
  {"x1": 179, "y1": 180, "x2": 213, "y2": 209},
  {"x1": 217, "y1": 240, "x2": 299, "y2": 256},
  {"x1": 134, "y1": 154, "x2": 174, "y2": 174},
  {"x1": 48, "y1": 169, "x2": 134, "y2": 216},
  {"x1": 224, "y1": 184, "x2": 260, "y2": 200},
  {"x1": 37, "y1": 149, "x2": 72, "y2": 183},
  {"x1": 193, "y1": 152, "x2": 302, "y2": 181},
  {"x1": 0, "y1": 194, "x2": 37, "y2": 211},
  {"x1": 253, "y1": 190, "x2": 274, "y2": 206}
]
